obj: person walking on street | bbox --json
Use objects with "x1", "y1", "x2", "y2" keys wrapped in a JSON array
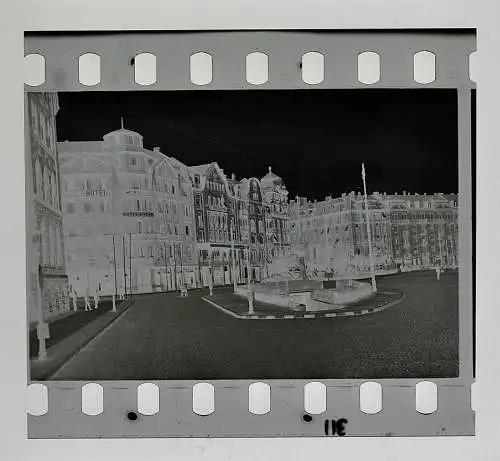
[
  {"x1": 435, "y1": 266, "x2": 441, "y2": 281},
  {"x1": 84, "y1": 291, "x2": 92, "y2": 311},
  {"x1": 93, "y1": 291, "x2": 99, "y2": 309},
  {"x1": 70, "y1": 289, "x2": 78, "y2": 312}
]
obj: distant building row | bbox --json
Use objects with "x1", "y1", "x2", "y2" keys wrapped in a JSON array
[{"x1": 289, "y1": 191, "x2": 458, "y2": 277}]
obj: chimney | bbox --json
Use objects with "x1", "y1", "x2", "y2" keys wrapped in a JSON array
[
  {"x1": 153, "y1": 147, "x2": 160, "y2": 152},
  {"x1": 231, "y1": 173, "x2": 236, "y2": 181}
]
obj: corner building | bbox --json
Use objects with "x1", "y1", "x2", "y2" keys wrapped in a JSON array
[
  {"x1": 58, "y1": 127, "x2": 197, "y2": 296},
  {"x1": 289, "y1": 191, "x2": 459, "y2": 277}
]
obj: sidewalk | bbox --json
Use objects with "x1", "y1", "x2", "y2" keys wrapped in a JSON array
[
  {"x1": 30, "y1": 298, "x2": 134, "y2": 381},
  {"x1": 203, "y1": 290, "x2": 404, "y2": 320}
]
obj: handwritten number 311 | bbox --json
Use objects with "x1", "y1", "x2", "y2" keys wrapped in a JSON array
[{"x1": 324, "y1": 419, "x2": 348, "y2": 436}]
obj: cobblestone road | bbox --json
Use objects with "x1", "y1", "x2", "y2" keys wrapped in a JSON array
[{"x1": 51, "y1": 271, "x2": 459, "y2": 380}]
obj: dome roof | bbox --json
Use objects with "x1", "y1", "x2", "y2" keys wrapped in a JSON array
[{"x1": 261, "y1": 166, "x2": 284, "y2": 187}]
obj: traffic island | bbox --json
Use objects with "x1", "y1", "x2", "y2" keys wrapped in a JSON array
[{"x1": 202, "y1": 290, "x2": 405, "y2": 320}]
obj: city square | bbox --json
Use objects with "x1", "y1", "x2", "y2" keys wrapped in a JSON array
[
  {"x1": 26, "y1": 89, "x2": 461, "y2": 380},
  {"x1": 49, "y1": 270, "x2": 458, "y2": 380}
]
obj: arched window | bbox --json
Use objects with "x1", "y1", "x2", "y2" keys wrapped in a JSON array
[
  {"x1": 34, "y1": 158, "x2": 42, "y2": 196},
  {"x1": 250, "y1": 219, "x2": 256, "y2": 233},
  {"x1": 50, "y1": 173, "x2": 56, "y2": 205},
  {"x1": 43, "y1": 168, "x2": 49, "y2": 201},
  {"x1": 57, "y1": 228, "x2": 64, "y2": 266},
  {"x1": 49, "y1": 222, "x2": 56, "y2": 266},
  {"x1": 258, "y1": 220, "x2": 263, "y2": 233}
]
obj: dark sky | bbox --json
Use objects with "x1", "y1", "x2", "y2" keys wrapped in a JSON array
[{"x1": 56, "y1": 89, "x2": 458, "y2": 200}]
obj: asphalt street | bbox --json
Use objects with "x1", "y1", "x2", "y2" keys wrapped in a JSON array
[{"x1": 51, "y1": 271, "x2": 459, "y2": 380}]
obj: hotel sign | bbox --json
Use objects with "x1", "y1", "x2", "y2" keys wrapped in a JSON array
[{"x1": 123, "y1": 211, "x2": 154, "y2": 217}]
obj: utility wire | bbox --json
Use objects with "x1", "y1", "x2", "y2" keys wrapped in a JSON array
[{"x1": 110, "y1": 102, "x2": 254, "y2": 159}]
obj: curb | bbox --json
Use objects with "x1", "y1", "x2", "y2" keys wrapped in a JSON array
[
  {"x1": 30, "y1": 299, "x2": 135, "y2": 381},
  {"x1": 202, "y1": 292, "x2": 406, "y2": 320}
]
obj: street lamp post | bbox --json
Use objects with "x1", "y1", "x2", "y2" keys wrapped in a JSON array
[
  {"x1": 246, "y1": 246, "x2": 254, "y2": 314},
  {"x1": 361, "y1": 162, "x2": 377, "y2": 293},
  {"x1": 36, "y1": 261, "x2": 48, "y2": 360},
  {"x1": 231, "y1": 228, "x2": 237, "y2": 292}
]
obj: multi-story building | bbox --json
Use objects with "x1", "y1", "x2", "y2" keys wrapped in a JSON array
[
  {"x1": 189, "y1": 163, "x2": 245, "y2": 286},
  {"x1": 289, "y1": 192, "x2": 392, "y2": 277},
  {"x1": 289, "y1": 190, "x2": 459, "y2": 277},
  {"x1": 25, "y1": 92, "x2": 69, "y2": 325},
  {"x1": 189, "y1": 164, "x2": 290, "y2": 285},
  {"x1": 385, "y1": 192, "x2": 458, "y2": 270},
  {"x1": 58, "y1": 125, "x2": 197, "y2": 296}
]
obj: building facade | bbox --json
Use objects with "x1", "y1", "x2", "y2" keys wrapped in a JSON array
[
  {"x1": 190, "y1": 163, "x2": 245, "y2": 286},
  {"x1": 189, "y1": 164, "x2": 291, "y2": 286},
  {"x1": 289, "y1": 191, "x2": 459, "y2": 277},
  {"x1": 289, "y1": 192, "x2": 392, "y2": 277},
  {"x1": 58, "y1": 126, "x2": 197, "y2": 297},
  {"x1": 385, "y1": 192, "x2": 458, "y2": 270},
  {"x1": 26, "y1": 92, "x2": 69, "y2": 325}
]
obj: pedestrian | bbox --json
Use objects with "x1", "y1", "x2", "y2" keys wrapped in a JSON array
[
  {"x1": 84, "y1": 291, "x2": 91, "y2": 311},
  {"x1": 112, "y1": 293, "x2": 117, "y2": 312},
  {"x1": 93, "y1": 291, "x2": 99, "y2": 309},
  {"x1": 70, "y1": 289, "x2": 78, "y2": 312},
  {"x1": 208, "y1": 279, "x2": 213, "y2": 296},
  {"x1": 435, "y1": 266, "x2": 441, "y2": 281},
  {"x1": 119, "y1": 286, "x2": 125, "y2": 300}
]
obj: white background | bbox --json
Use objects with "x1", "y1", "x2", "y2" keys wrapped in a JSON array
[{"x1": 1, "y1": 0, "x2": 499, "y2": 459}]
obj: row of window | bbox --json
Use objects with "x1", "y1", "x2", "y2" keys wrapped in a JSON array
[
  {"x1": 66, "y1": 201, "x2": 109, "y2": 214},
  {"x1": 207, "y1": 180, "x2": 224, "y2": 192},
  {"x1": 34, "y1": 158, "x2": 59, "y2": 209},
  {"x1": 30, "y1": 100, "x2": 56, "y2": 153},
  {"x1": 207, "y1": 194, "x2": 226, "y2": 209}
]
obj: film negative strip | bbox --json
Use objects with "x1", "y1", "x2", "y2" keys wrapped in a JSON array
[{"x1": 25, "y1": 30, "x2": 476, "y2": 438}]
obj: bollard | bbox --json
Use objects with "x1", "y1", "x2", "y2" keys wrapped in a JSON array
[
  {"x1": 112, "y1": 294, "x2": 117, "y2": 312},
  {"x1": 247, "y1": 289, "x2": 255, "y2": 315}
]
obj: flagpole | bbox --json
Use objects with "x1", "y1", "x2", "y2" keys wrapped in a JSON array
[{"x1": 362, "y1": 162, "x2": 377, "y2": 293}]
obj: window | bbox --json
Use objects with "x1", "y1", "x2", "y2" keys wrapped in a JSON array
[
  {"x1": 66, "y1": 203, "x2": 75, "y2": 214},
  {"x1": 131, "y1": 156, "x2": 137, "y2": 166},
  {"x1": 169, "y1": 246, "x2": 173, "y2": 258},
  {"x1": 175, "y1": 225, "x2": 178, "y2": 235},
  {"x1": 149, "y1": 246, "x2": 154, "y2": 257},
  {"x1": 171, "y1": 184, "x2": 175, "y2": 195},
  {"x1": 185, "y1": 225, "x2": 190, "y2": 236},
  {"x1": 138, "y1": 221, "x2": 143, "y2": 233},
  {"x1": 140, "y1": 246, "x2": 145, "y2": 257},
  {"x1": 100, "y1": 201, "x2": 106, "y2": 212},
  {"x1": 84, "y1": 203, "x2": 92, "y2": 213}
]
